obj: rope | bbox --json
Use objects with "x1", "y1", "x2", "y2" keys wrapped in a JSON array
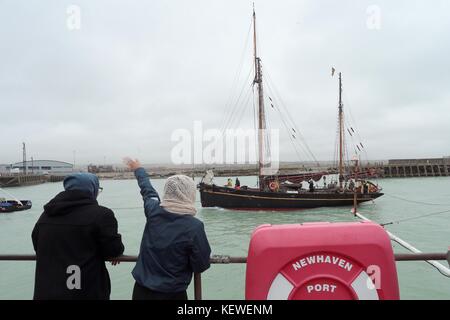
[
  {"x1": 342, "y1": 90, "x2": 370, "y2": 163},
  {"x1": 0, "y1": 188, "x2": 23, "y2": 206},
  {"x1": 263, "y1": 70, "x2": 316, "y2": 164},
  {"x1": 220, "y1": 72, "x2": 254, "y2": 136},
  {"x1": 355, "y1": 212, "x2": 450, "y2": 278},
  {"x1": 218, "y1": 18, "x2": 253, "y2": 133},
  {"x1": 264, "y1": 83, "x2": 305, "y2": 163},
  {"x1": 262, "y1": 63, "x2": 319, "y2": 166},
  {"x1": 384, "y1": 193, "x2": 450, "y2": 207},
  {"x1": 380, "y1": 209, "x2": 450, "y2": 226}
]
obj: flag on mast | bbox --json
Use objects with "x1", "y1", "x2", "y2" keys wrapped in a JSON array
[{"x1": 331, "y1": 67, "x2": 336, "y2": 77}]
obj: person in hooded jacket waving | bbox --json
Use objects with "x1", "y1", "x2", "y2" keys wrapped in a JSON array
[
  {"x1": 32, "y1": 173, "x2": 124, "y2": 300},
  {"x1": 124, "y1": 157, "x2": 211, "y2": 300}
]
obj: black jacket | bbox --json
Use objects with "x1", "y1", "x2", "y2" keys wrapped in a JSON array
[{"x1": 32, "y1": 190, "x2": 124, "y2": 300}]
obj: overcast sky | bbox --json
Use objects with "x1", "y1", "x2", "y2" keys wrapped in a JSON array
[{"x1": 1, "y1": 0, "x2": 449, "y2": 165}]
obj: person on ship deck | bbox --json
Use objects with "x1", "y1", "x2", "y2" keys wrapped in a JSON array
[
  {"x1": 309, "y1": 180, "x2": 315, "y2": 192},
  {"x1": 235, "y1": 177, "x2": 241, "y2": 190}
]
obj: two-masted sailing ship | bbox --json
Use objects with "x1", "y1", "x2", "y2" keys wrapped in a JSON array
[{"x1": 198, "y1": 8, "x2": 383, "y2": 209}]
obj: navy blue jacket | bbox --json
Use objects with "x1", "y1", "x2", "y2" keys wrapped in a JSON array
[{"x1": 132, "y1": 168, "x2": 211, "y2": 293}]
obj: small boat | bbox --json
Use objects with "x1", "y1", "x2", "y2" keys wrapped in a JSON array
[
  {"x1": 0, "y1": 187, "x2": 32, "y2": 213},
  {"x1": 0, "y1": 199, "x2": 32, "y2": 213}
]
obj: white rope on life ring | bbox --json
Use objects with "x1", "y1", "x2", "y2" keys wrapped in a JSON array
[{"x1": 266, "y1": 271, "x2": 379, "y2": 300}]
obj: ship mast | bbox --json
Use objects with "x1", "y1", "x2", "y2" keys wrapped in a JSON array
[
  {"x1": 253, "y1": 6, "x2": 267, "y2": 190},
  {"x1": 338, "y1": 73, "x2": 344, "y2": 189}
]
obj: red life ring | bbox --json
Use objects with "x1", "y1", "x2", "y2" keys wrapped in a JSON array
[
  {"x1": 269, "y1": 181, "x2": 279, "y2": 191},
  {"x1": 245, "y1": 222, "x2": 400, "y2": 300}
]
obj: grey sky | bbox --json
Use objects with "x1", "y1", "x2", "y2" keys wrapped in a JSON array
[{"x1": 1, "y1": 0, "x2": 449, "y2": 165}]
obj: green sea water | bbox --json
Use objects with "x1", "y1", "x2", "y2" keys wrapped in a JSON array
[{"x1": 0, "y1": 176, "x2": 449, "y2": 300}]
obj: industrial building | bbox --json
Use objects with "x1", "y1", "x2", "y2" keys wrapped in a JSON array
[
  {"x1": 10, "y1": 160, "x2": 74, "y2": 175},
  {"x1": 0, "y1": 164, "x2": 12, "y2": 175},
  {"x1": 88, "y1": 164, "x2": 115, "y2": 173}
]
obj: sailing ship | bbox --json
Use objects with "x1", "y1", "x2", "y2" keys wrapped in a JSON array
[{"x1": 198, "y1": 8, "x2": 383, "y2": 209}]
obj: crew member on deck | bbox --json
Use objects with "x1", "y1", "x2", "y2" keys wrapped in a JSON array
[
  {"x1": 226, "y1": 178, "x2": 233, "y2": 187},
  {"x1": 235, "y1": 178, "x2": 241, "y2": 190},
  {"x1": 309, "y1": 180, "x2": 315, "y2": 193},
  {"x1": 363, "y1": 181, "x2": 369, "y2": 194},
  {"x1": 348, "y1": 179, "x2": 355, "y2": 191}
]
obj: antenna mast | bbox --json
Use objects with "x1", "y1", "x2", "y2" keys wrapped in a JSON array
[{"x1": 22, "y1": 142, "x2": 27, "y2": 175}]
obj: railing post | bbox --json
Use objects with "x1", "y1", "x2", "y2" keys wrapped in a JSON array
[{"x1": 194, "y1": 273, "x2": 202, "y2": 300}]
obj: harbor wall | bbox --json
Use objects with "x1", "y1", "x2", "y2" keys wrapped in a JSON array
[
  {"x1": 0, "y1": 174, "x2": 66, "y2": 187},
  {"x1": 379, "y1": 158, "x2": 450, "y2": 178},
  {"x1": 1, "y1": 158, "x2": 448, "y2": 186}
]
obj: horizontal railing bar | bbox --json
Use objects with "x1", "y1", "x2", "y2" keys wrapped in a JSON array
[
  {"x1": 1, "y1": 252, "x2": 448, "y2": 301},
  {"x1": 394, "y1": 253, "x2": 448, "y2": 262},
  {"x1": 0, "y1": 253, "x2": 448, "y2": 263}
]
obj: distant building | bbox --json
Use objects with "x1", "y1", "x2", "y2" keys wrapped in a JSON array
[
  {"x1": 88, "y1": 165, "x2": 115, "y2": 173},
  {"x1": 0, "y1": 164, "x2": 12, "y2": 174},
  {"x1": 11, "y1": 160, "x2": 73, "y2": 174}
]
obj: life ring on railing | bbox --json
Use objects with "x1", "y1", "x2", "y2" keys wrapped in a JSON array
[
  {"x1": 245, "y1": 222, "x2": 400, "y2": 300},
  {"x1": 269, "y1": 181, "x2": 279, "y2": 191},
  {"x1": 266, "y1": 258, "x2": 380, "y2": 300}
]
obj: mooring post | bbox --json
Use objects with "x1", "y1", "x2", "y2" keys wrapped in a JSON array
[{"x1": 194, "y1": 273, "x2": 202, "y2": 300}]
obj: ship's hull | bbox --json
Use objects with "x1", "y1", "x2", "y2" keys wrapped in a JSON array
[
  {"x1": 0, "y1": 200, "x2": 32, "y2": 213},
  {"x1": 199, "y1": 184, "x2": 383, "y2": 209}
]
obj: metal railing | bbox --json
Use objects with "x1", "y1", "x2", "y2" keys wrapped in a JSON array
[{"x1": 1, "y1": 252, "x2": 449, "y2": 300}]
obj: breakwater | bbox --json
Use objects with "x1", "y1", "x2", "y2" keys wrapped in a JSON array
[
  {"x1": 379, "y1": 158, "x2": 449, "y2": 178},
  {"x1": 0, "y1": 175, "x2": 66, "y2": 187},
  {"x1": 2, "y1": 158, "x2": 448, "y2": 187}
]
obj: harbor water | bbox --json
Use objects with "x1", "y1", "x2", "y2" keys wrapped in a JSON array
[{"x1": 0, "y1": 176, "x2": 449, "y2": 299}]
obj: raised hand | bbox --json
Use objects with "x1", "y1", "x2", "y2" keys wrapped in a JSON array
[{"x1": 123, "y1": 157, "x2": 142, "y2": 171}]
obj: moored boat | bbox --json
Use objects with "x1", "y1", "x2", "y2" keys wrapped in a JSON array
[{"x1": 0, "y1": 200, "x2": 32, "y2": 213}]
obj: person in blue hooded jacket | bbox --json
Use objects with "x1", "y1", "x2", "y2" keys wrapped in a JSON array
[
  {"x1": 124, "y1": 157, "x2": 211, "y2": 300},
  {"x1": 32, "y1": 173, "x2": 124, "y2": 300}
]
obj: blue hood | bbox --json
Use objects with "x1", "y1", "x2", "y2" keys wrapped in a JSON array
[{"x1": 63, "y1": 173, "x2": 100, "y2": 200}]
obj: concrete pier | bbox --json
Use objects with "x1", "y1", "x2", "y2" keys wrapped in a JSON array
[
  {"x1": 379, "y1": 158, "x2": 450, "y2": 178},
  {"x1": 0, "y1": 174, "x2": 66, "y2": 187}
]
